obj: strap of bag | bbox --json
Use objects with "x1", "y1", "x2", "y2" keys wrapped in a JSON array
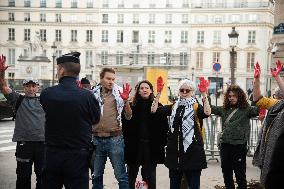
[{"x1": 224, "y1": 108, "x2": 238, "y2": 126}]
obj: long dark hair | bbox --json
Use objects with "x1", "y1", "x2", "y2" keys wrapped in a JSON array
[
  {"x1": 132, "y1": 80, "x2": 154, "y2": 106},
  {"x1": 223, "y1": 84, "x2": 249, "y2": 110}
]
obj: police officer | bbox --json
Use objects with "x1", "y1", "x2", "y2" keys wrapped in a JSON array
[{"x1": 40, "y1": 52, "x2": 100, "y2": 189}]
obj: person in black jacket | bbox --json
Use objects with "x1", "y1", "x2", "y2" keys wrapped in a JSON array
[
  {"x1": 122, "y1": 79, "x2": 168, "y2": 189},
  {"x1": 40, "y1": 52, "x2": 100, "y2": 189},
  {"x1": 152, "y1": 78, "x2": 211, "y2": 189}
]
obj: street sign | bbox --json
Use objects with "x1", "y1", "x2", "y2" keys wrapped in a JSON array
[
  {"x1": 213, "y1": 62, "x2": 221, "y2": 72},
  {"x1": 274, "y1": 23, "x2": 284, "y2": 35}
]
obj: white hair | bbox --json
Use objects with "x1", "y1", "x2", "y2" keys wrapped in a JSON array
[{"x1": 178, "y1": 79, "x2": 196, "y2": 92}]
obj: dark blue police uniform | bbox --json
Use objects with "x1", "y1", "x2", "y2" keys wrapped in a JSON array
[{"x1": 40, "y1": 52, "x2": 100, "y2": 189}]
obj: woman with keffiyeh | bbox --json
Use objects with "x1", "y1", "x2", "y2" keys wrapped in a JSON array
[{"x1": 152, "y1": 78, "x2": 211, "y2": 189}]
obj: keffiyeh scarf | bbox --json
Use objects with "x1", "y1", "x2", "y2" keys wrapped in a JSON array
[{"x1": 169, "y1": 97, "x2": 196, "y2": 152}]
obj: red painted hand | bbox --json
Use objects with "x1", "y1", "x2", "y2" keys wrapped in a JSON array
[
  {"x1": 271, "y1": 60, "x2": 283, "y2": 77},
  {"x1": 0, "y1": 55, "x2": 8, "y2": 72},
  {"x1": 157, "y1": 76, "x2": 164, "y2": 93},
  {"x1": 119, "y1": 83, "x2": 132, "y2": 101},
  {"x1": 254, "y1": 62, "x2": 261, "y2": 79},
  {"x1": 198, "y1": 77, "x2": 210, "y2": 93}
]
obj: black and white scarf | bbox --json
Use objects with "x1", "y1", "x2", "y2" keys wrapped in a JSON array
[{"x1": 169, "y1": 97, "x2": 196, "y2": 152}]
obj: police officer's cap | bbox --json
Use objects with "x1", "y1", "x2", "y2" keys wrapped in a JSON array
[
  {"x1": 81, "y1": 77, "x2": 90, "y2": 85},
  {"x1": 56, "y1": 52, "x2": 81, "y2": 64}
]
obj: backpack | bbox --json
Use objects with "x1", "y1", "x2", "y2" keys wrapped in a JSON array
[{"x1": 12, "y1": 95, "x2": 24, "y2": 120}]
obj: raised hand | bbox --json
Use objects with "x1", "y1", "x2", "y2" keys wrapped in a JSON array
[
  {"x1": 119, "y1": 83, "x2": 132, "y2": 101},
  {"x1": 271, "y1": 60, "x2": 283, "y2": 77},
  {"x1": 254, "y1": 62, "x2": 261, "y2": 79},
  {"x1": 157, "y1": 76, "x2": 164, "y2": 93},
  {"x1": 198, "y1": 77, "x2": 210, "y2": 93},
  {"x1": 0, "y1": 55, "x2": 8, "y2": 72}
]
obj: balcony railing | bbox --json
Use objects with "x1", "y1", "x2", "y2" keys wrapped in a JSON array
[{"x1": 191, "y1": 2, "x2": 272, "y2": 9}]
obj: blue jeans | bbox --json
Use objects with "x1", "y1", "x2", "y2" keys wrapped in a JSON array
[
  {"x1": 92, "y1": 135, "x2": 130, "y2": 189},
  {"x1": 169, "y1": 169, "x2": 201, "y2": 189}
]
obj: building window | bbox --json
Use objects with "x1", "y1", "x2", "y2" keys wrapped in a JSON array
[
  {"x1": 56, "y1": 14, "x2": 61, "y2": 22},
  {"x1": 133, "y1": 4, "x2": 139, "y2": 8},
  {"x1": 24, "y1": 13, "x2": 30, "y2": 22},
  {"x1": 117, "y1": 14, "x2": 124, "y2": 24},
  {"x1": 213, "y1": 31, "x2": 221, "y2": 44},
  {"x1": 166, "y1": 0, "x2": 172, "y2": 8},
  {"x1": 102, "y1": 14, "x2": 108, "y2": 23},
  {"x1": 40, "y1": 0, "x2": 46, "y2": 8},
  {"x1": 71, "y1": 30, "x2": 77, "y2": 42},
  {"x1": 8, "y1": 49, "x2": 15, "y2": 65},
  {"x1": 8, "y1": 28, "x2": 15, "y2": 41},
  {"x1": 196, "y1": 52, "x2": 203, "y2": 69},
  {"x1": 87, "y1": 0, "x2": 93, "y2": 8},
  {"x1": 180, "y1": 52, "x2": 188, "y2": 65},
  {"x1": 101, "y1": 30, "x2": 108, "y2": 42},
  {"x1": 23, "y1": 49, "x2": 29, "y2": 57},
  {"x1": 101, "y1": 51, "x2": 108, "y2": 65},
  {"x1": 248, "y1": 31, "x2": 256, "y2": 44},
  {"x1": 86, "y1": 30, "x2": 93, "y2": 42},
  {"x1": 8, "y1": 72, "x2": 15, "y2": 79},
  {"x1": 182, "y1": 0, "x2": 189, "y2": 8},
  {"x1": 149, "y1": 14, "x2": 155, "y2": 24},
  {"x1": 102, "y1": 0, "x2": 109, "y2": 8},
  {"x1": 24, "y1": 0, "x2": 31, "y2": 7},
  {"x1": 164, "y1": 53, "x2": 171, "y2": 65},
  {"x1": 24, "y1": 29, "x2": 30, "y2": 41},
  {"x1": 165, "y1": 14, "x2": 172, "y2": 24},
  {"x1": 71, "y1": 0, "x2": 78, "y2": 8},
  {"x1": 214, "y1": 15, "x2": 222, "y2": 23},
  {"x1": 147, "y1": 52, "x2": 155, "y2": 65},
  {"x1": 247, "y1": 52, "x2": 255, "y2": 71},
  {"x1": 248, "y1": 14, "x2": 257, "y2": 22},
  {"x1": 132, "y1": 31, "x2": 139, "y2": 43},
  {"x1": 133, "y1": 14, "x2": 139, "y2": 24},
  {"x1": 213, "y1": 52, "x2": 220, "y2": 63},
  {"x1": 8, "y1": 13, "x2": 14, "y2": 21},
  {"x1": 181, "y1": 31, "x2": 188, "y2": 43},
  {"x1": 165, "y1": 31, "x2": 172, "y2": 43},
  {"x1": 116, "y1": 51, "x2": 123, "y2": 65},
  {"x1": 182, "y1": 14, "x2": 188, "y2": 24},
  {"x1": 55, "y1": 30, "x2": 61, "y2": 42},
  {"x1": 148, "y1": 31, "x2": 155, "y2": 43},
  {"x1": 40, "y1": 29, "x2": 46, "y2": 42},
  {"x1": 231, "y1": 14, "x2": 240, "y2": 23},
  {"x1": 56, "y1": 0, "x2": 62, "y2": 8},
  {"x1": 70, "y1": 15, "x2": 77, "y2": 23},
  {"x1": 118, "y1": 0, "x2": 124, "y2": 8},
  {"x1": 40, "y1": 13, "x2": 46, "y2": 22},
  {"x1": 8, "y1": 0, "x2": 15, "y2": 7},
  {"x1": 85, "y1": 51, "x2": 93, "y2": 69},
  {"x1": 197, "y1": 31, "x2": 204, "y2": 44},
  {"x1": 117, "y1": 30, "x2": 123, "y2": 43},
  {"x1": 56, "y1": 50, "x2": 62, "y2": 58}
]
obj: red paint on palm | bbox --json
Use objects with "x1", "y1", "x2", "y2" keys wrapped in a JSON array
[
  {"x1": 157, "y1": 76, "x2": 164, "y2": 93},
  {"x1": 198, "y1": 77, "x2": 209, "y2": 93},
  {"x1": 254, "y1": 62, "x2": 260, "y2": 79},
  {"x1": 119, "y1": 83, "x2": 131, "y2": 101},
  {"x1": 0, "y1": 55, "x2": 8, "y2": 72},
  {"x1": 271, "y1": 60, "x2": 283, "y2": 77}
]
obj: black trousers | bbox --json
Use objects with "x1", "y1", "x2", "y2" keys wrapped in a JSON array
[
  {"x1": 42, "y1": 147, "x2": 90, "y2": 189},
  {"x1": 128, "y1": 141, "x2": 157, "y2": 189},
  {"x1": 220, "y1": 143, "x2": 247, "y2": 189},
  {"x1": 15, "y1": 141, "x2": 45, "y2": 189}
]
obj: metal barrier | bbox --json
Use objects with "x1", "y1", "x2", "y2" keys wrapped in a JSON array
[{"x1": 203, "y1": 115, "x2": 262, "y2": 161}]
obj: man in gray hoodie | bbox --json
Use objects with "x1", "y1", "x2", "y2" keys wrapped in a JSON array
[{"x1": 0, "y1": 55, "x2": 45, "y2": 189}]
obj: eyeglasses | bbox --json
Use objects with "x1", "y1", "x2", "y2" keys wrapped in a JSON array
[{"x1": 179, "y1": 89, "x2": 191, "y2": 93}]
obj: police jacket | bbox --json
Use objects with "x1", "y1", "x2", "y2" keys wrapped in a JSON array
[{"x1": 40, "y1": 76, "x2": 100, "y2": 149}]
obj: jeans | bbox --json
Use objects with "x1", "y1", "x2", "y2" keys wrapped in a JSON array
[
  {"x1": 92, "y1": 135, "x2": 130, "y2": 189},
  {"x1": 169, "y1": 169, "x2": 201, "y2": 189},
  {"x1": 220, "y1": 143, "x2": 247, "y2": 189},
  {"x1": 15, "y1": 141, "x2": 44, "y2": 189}
]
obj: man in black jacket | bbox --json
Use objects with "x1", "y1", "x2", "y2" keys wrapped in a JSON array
[{"x1": 40, "y1": 52, "x2": 100, "y2": 188}]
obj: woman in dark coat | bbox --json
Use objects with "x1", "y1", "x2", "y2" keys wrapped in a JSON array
[
  {"x1": 122, "y1": 80, "x2": 168, "y2": 189},
  {"x1": 152, "y1": 78, "x2": 211, "y2": 189}
]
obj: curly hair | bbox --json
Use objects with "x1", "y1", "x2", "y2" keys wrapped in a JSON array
[
  {"x1": 223, "y1": 84, "x2": 249, "y2": 110},
  {"x1": 132, "y1": 80, "x2": 154, "y2": 106}
]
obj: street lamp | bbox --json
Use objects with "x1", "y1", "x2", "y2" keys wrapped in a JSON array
[
  {"x1": 51, "y1": 42, "x2": 57, "y2": 86},
  {"x1": 191, "y1": 67, "x2": 195, "y2": 81},
  {"x1": 228, "y1": 27, "x2": 239, "y2": 85}
]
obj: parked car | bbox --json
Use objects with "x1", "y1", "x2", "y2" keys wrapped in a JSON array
[{"x1": 0, "y1": 93, "x2": 14, "y2": 120}]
